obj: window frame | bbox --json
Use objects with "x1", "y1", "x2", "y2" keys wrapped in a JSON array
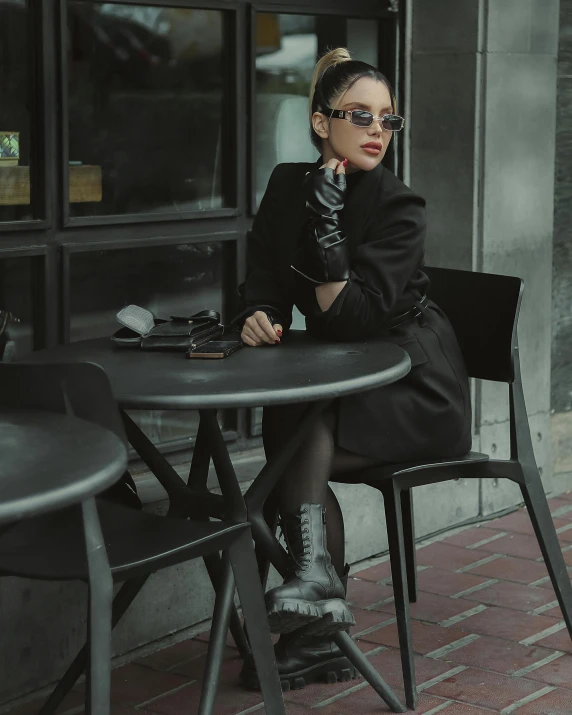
[{"x1": 59, "y1": 0, "x2": 243, "y2": 227}]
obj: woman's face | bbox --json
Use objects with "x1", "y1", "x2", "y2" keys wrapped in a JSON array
[{"x1": 313, "y1": 76, "x2": 395, "y2": 172}]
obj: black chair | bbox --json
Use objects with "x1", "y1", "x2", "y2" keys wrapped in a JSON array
[
  {"x1": 333, "y1": 266, "x2": 572, "y2": 710},
  {"x1": 0, "y1": 363, "x2": 285, "y2": 715}
]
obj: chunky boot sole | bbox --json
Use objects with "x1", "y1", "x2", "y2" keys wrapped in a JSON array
[
  {"x1": 240, "y1": 656, "x2": 358, "y2": 692},
  {"x1": 296, "y1": 604, "x2": 356, "y2": 638},
  {"x1": 266, "y1": 598, "x2": 354, "y2": 634}
]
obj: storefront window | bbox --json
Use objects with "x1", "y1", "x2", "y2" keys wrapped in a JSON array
[
  {"x1": 69, "y1": 241, "x2": 224, "y2": 444},
  {"x1": 66, "y1": 2, "x2": 232, "y2": 218},
  {"x1": 254, "y1": 13, "x2": 319, "y2": 207},
  {"x1": 0, "y1": 1, "x2": 34, "y2": 222}
]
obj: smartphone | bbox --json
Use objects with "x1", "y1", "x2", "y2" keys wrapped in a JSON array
[{"x1": 188, "y1": 340, "x2": 243, "y2": 359}]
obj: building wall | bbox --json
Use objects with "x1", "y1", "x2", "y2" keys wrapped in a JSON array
[
  {"x1": 410, "y1": 0, "x2": 559, "y2": 511},
  {"x1": 552, "y1": 0, "x2": 572, "y2": 491}
]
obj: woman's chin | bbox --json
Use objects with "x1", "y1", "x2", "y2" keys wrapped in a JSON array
[{"x1": 348, "y1": 153, "x2": 384, "y2": 172}]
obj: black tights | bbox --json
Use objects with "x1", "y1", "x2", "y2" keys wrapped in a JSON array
[{"x1": 262, "y1": 403, "x2": 374, "y2": 577}]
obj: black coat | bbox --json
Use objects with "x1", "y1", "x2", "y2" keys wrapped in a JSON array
[{"x1": 240, "y1": 160, "x2": 471, "y2": 462}]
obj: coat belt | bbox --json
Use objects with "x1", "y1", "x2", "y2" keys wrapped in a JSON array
[{"x1": 386, "y1": 295, "x2": 428, "y2": 330}]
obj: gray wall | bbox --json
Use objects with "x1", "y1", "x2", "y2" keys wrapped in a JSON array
[
  {"x1": 552, "y1": 0, "x2": 572, "y2": 487},
  {"x1": 409, "y1": 0, "x2": 559, "y2": 510}
]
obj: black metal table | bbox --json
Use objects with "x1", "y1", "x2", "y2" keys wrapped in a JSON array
[
  {"x1": 0, "y1": 408, "x2": 127, "y2": 524},
  {"x1": 28, "y1": 330, "x2": 411, "y2": 713}
]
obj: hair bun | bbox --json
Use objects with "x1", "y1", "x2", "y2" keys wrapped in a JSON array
[{"x1": 309, "y1": 47, "x2": 353, "y2": 116}]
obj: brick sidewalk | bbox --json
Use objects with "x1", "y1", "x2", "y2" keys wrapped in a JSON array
[{"x1": 7, "y1": 494, "x2": 572, "y2": 715}]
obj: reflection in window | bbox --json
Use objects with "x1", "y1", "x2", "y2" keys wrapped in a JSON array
[
  {"x1": 251, "y1": 406, "x2": 263, "y2": 437},
  {"x1": 67, "y1": 2, "x2": 231, "y2": 217},
  {"x1": 0, "y1": 1, "x2": 33, "y2": 222},
  {"x1": 255, "y1": 14, "x2": 319, "y2": 206},
  {"x1": 0, "y1": 257, "x2": 34, "y2": 358},
  {"x1": 69, "y1": 242, "x2": 224, "y2": 445}
]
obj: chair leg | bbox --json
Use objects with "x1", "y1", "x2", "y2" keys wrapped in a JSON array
[
  {"x1": 82, "y1": 498, "x2": 113, "y2": 715},
  {"x1": 332, "y1": 632, "x2": 406, "y2": 713},
  {"x1": 202, "y1": 552, "x2": 251, "y2": 659},
  {"x1": 38, "y1": 577, "x2": 148, "y2": 715},
  {"x1": 229, "y1": 530, "x2": 286, "y2": 715},
  {"x1": 520, "y1": 479, "x2": 572, "y2": 639},
  {"x1": 401, "y1": 488, "x2": 418, "y2": 603},
  {"x1": 197, "y1": 553, "x2": 236, "y2": 715},
  {"x1": 383, "y1": 482, "x2": 417, "y2": 711}
]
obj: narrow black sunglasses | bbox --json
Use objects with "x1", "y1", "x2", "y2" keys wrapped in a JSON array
[{"x1": 324, "y1": 107, "x2": 405, "y2": 132}]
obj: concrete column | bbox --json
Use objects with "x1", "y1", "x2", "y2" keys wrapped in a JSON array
[{"x1": 409, "y1": 0, "x2": 559, "y2": 513}]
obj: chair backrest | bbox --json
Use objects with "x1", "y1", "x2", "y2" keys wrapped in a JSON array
[
  {"x1": 424, "y1": 266, "x2": 523, "y2": 383},
  {"x1": 0, "y1": 361, "x2": 127, "y2": 444}
]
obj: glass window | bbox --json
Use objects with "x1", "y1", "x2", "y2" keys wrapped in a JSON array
[
  {"x1": 255, "y1": 14, "x2": 319, "y2": 207},
  {"x1": 69, "y1": 241, "x2": 224, "y2": 445},
  {"x1": 0, "y1": 1, "x2": 34, "y2": 222},
  {"x1": 66, "y1": 2, "x2": 232, "y2": 218},
  {"x1": 0, "y1": 256, "x2": 35, "y2": 358},
  {"x1": 251, "y1": 406, "x2": 263, "y2": 436}
]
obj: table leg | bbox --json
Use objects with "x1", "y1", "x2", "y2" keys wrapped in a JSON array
[
  {"x1": 193, "y1": 411, "x2": 285, "y2": 712},
  {"x1": 121, "y1": 409, "x2": 224, "y2": 518},
  {"x1": 123, "y1": 409, "x2": 249, "y2": 656},
  {"x1": 188, "y1": 413, "x2": 251, "y2": 659},
  {"x1": 121, "y1": 410, "x2": 195, "y2": 517}
]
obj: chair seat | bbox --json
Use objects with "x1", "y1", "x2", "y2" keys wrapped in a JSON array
[
  {"x1": 0, "y1": 500, "x2": 249, "y2": 581},
  {"x1": 333, "y1": 451, "x2": 489, "y2": 484}
]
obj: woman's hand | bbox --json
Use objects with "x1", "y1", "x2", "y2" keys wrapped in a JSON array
[
  {"x1": 241, "y1": 311, "x2": 283, "y2": 347},
  {"x1": 319, "y1": 157, "x2": 347, "y2": 172},
  {"x1": 305, "y1": 158, "x2": 347, "y2": 228},
  {"x1": 291, "y1": 156, "x2": 350, "y2": 285}
]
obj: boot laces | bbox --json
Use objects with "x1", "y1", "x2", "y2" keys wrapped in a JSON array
[{"x1": 279, "y1": 506, "x2": 312, "y2": 571}]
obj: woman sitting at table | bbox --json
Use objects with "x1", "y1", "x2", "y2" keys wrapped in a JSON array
[{"x1": 238, "y1": 48, "x2": 471, "y2": 690}]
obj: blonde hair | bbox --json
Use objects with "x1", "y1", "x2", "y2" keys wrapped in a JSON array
[
  {"x1": 309, "y1": 47, "x2": 353, "y2": 119},
  {"x1": 307, "y1": 48, "x2": 396, "y2": 151}
]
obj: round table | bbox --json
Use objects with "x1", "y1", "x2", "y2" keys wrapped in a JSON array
[
  {"x1": 0, "y1": 408, "x2": 127, "y2": 524},
  {"x1": 24, "y1": 330, "x2": 410, "y2": 713},
  {"x1": 25, "y1": 330, "x2": 411, "y2": 409}
]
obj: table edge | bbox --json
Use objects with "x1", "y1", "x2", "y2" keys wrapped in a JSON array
[
  {"x1": 115, "y1": 348, "x2": 412, "y2": 410},
  {"x1": 0, "y1": 425, "x2": 128, "y2": 524}
]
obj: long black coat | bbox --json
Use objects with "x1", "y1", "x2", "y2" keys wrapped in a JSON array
[{"x1": 240, "y1": 160, "x2": 472, "y2": 462}]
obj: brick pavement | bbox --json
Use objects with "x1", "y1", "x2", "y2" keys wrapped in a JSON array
[{"x1": 5, "y1": 493, "x2": 572, "y2": 714}]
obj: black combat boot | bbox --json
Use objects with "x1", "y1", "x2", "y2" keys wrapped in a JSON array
[
  {"x1": 241, "y1": 567, "x2": 356, "y2": 691},
  {"x1": 264, "y1": 504, "x2": 354, "y2": 634}
]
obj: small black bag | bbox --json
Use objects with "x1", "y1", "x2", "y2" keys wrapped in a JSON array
[{"x1": 112, "y1": 305, "x2": 223, "y2": 351}]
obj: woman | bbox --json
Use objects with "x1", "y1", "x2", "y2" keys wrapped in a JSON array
[{"x1": 239, "y1": 48, "x2": 471, "y2": 690}]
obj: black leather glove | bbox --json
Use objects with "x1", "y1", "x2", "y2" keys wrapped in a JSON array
[{"x1": 291, "y1": 167, "x2": 351, "y2": 284}]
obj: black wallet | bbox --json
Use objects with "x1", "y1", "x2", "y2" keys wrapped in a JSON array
[{"x1": 111, "y1": 307, "x2": 224, "y2": 351}]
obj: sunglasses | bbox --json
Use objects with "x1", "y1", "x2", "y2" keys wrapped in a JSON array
[{"x1": 325, "y1": 107, "x2": 405, "y2": 132}]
